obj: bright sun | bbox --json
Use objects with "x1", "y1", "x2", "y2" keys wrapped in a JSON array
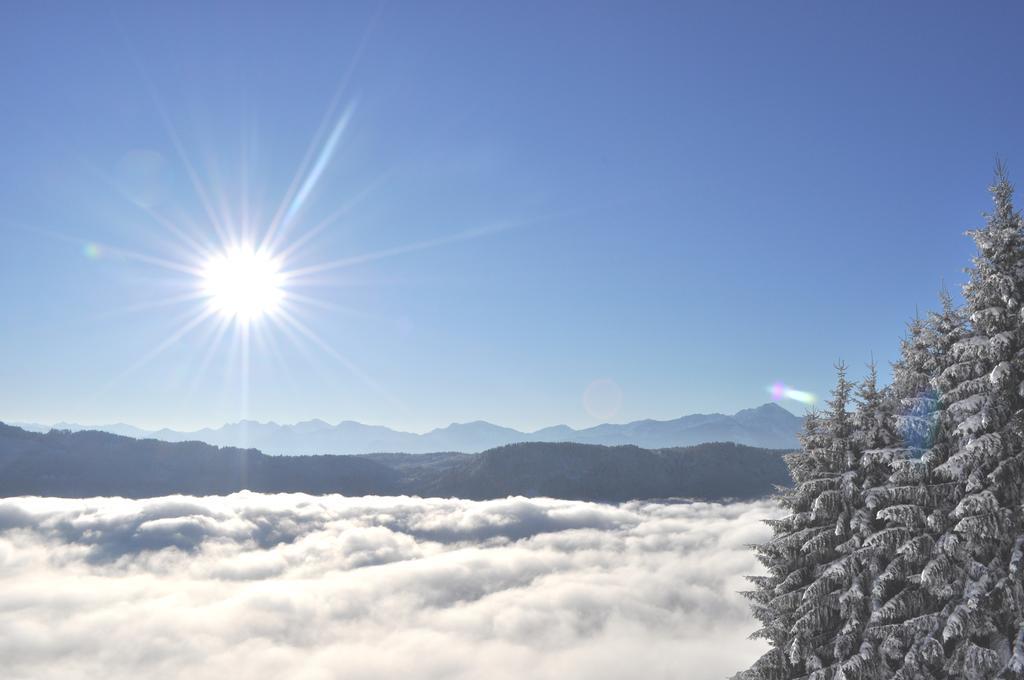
[{"x1": 201, "y1": 246, "x2": 285, "y2": 322}]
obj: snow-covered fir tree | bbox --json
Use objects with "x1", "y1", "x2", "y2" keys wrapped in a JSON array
[
  {"x1": 930, "y1": 168, "x2": 1024, "y2": 679},
  {"x1": 840, "y1": 361, "x2": 901, "y2": 678},
  {"x1": 741, "y1": 168, "x2": 1024, "y2": 680},
  {"x1": 742, "y1": 410, "x2": 826, "y2": 680},
  {"x1": 793, "y1": 364, "x2": 868, "y2": 678},
  {"x1": 743, "y1": 366, "x2": 870, "y2": 679},
  {"x1": 860, "y1": 306, "x2": 964, "y2": 679}
]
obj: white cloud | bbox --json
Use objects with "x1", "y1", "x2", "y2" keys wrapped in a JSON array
[{"x1": 0, "y1": 493, "x2": 781, "y2": 680}]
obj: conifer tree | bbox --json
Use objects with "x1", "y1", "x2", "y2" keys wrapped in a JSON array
[
  {"x1": 931, "y1": 167, "x2": 1024, "y2": 678},
  {"x1": 742, "y1": 410, "x2": 824, "y2": 680},
  {"x1": 859, "y1": 305, "x2": 965, "y2": 679},
  {"x1": 741, "y1": 169, "x2": 1024, "y2": 679},
  {"x1": 743, "y1": 366, "x2": 864, "y2": 679},
  {"x1": 887, "y1": 293, "x2": 970, "y2": 679},
  {"x1": 834, "y1": 362, "x2": 900, "y2": 679}
]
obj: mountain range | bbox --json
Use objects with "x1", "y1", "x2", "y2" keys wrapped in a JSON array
[
  {"x1": 12, "y1": 402, "x2": 803, "y2": 455},
  {"x1": 0, "y1": 423, "x2": 793, "y2": 502}
]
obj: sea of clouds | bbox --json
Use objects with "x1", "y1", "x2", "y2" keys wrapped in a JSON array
[{"x1": 0, "y1": 493, "x2": 780, "y2": 680}]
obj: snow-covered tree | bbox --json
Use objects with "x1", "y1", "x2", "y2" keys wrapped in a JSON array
[
  {"x1": 855, "y1": 303, "x2": 965, "y2": 679},
  {"x1": 829, "y1": 361, "x2": 901, "y2": 679},
  {"x1": 930, "y1": 167, "x2": 1024, "y2": 679},
  {"x1": 742, "y1": 408, "x2": 828, "y2": 680},
  {"x1": 740, "y1": 168, "x2": 1024, "y2": 680},
  {"x1": 743, "y1": 366, "x2": 867, "y2": 679},
  {"x1": 874, "y1": 293, "x2": 970, "y2": 679}
]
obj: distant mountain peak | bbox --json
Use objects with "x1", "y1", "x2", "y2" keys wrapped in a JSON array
[{"x1": 735, "y1": 402, "x2": 799, "y2": 417}]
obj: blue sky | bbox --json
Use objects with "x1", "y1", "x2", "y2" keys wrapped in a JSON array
[{"x1": 1, "y1": 1, "x2": 1021, "y2": 432}]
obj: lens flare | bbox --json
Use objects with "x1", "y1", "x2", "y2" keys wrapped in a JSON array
[
  {"x1": 898, "y1": 387, "x2": 940, "y2": 452},
  {"x1": 83, "y1": 243, "x2": 102, "y2": 259},
  {"x1": 768, "y1": 381, "x2": 816, "y2": 405},
  {"x1": 201, "y1": 245, "x2": 285, "y2": 322},
  {"x1": 280, "y1": 104, "x2": 355, "y2": 233}
]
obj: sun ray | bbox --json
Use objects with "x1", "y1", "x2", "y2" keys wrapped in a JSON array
[
  {"x1": 252, "y1": 321, "x2": 304, "y2": 400},
  {"x1": 112, "y1": 20, "x2": 236, "y2": 248},
  {"x1": 98, "y1": 289, "x2": 210, "y2": 318},
  {"x1": 126, "y1": 307, "x2": 219, "y2": 373},
  {"x1": 272, "y1": 167, "x2": 399, "y2": 265},
  {"x1": 281, "y1": 290, "x2": 371, "y2": 316},
  {"x1": 92, "y1": 305, "x2": 220, "y2": 403},
  {"x1": 260, "y1": 102, "x2": 357, "y2": 256},
  {"x1": 240, "y1": 118, "x2": 254, "y2": 247},
  {"x1": 275, "y1": 307, "x2": 407, "y2": 413},
  {"x1": 285, "y1": 221, "x2": 516, "y2": 279},
  {"x1": 282, "y1": 105, "x2": 356, "y2": 236},
  {"x1": 139, "y1": 74, "x2": 231, "y2": 247},
  {"x1": 82, "y1": 161, "x2": 217, "y2": 258},
  {"x1": 95, "y1": 243, "x2": 205, "y2": 277},
  {"x1": 269, "y1": 307, "x2": 325, "y2": 367},
  {"x1": 216, "y1": 317, "x2": 245, "y2": 415},
  {"x1": 184, "y1": 313, "x2": 233, "y2": 400},
  {"x1": 260, "y1": 5, "x2": 383, "y2": 254},
  {"x1": 240, "y1": 322, "x2": 252, "y2": 425},
  {"x1": 4, "y1": 218, "x2": 206, "y2": 278},
  {"x1": 281, "y1": 204, "x2": 592, "y2": 284}
]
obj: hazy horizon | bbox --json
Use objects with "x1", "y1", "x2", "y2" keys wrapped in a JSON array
[{"x1": 8, "y1": 399, "x2": 803, "y2": 435}]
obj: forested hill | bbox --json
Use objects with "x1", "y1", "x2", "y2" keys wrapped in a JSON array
[{"x1": 0, "y1": 423, "x2": 792, "y2": 502}]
